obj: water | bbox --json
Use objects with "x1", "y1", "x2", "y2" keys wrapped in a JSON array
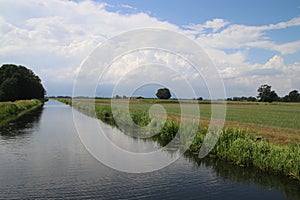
[{"x1": 0, "y1": 100, "x2": 299, "y2": 199}]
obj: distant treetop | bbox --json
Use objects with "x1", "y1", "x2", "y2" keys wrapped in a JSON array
[
  {"x1": 257, "y1": 84, "x2": 279, "y2": 103},
  {"x1": 156, "y1": 88, "x2": 171, "y2": 99},
  {"x1": 0, "y1": 64, "x2": 46, "y2": 101}
]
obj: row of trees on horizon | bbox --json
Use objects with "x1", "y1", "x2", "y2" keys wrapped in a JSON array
[
  {"x1": 227, "y1": 84, "x2": 300, "y2": 103},
  {"x1": 113, "y1": 86, "x2": 300, "y2": 103},
  {"x1": 53, "y1": 84, "x2": 300, "y2": 103},
  {"x1": 113, "y1": 85, "x2": 300, "y2": 103},
  {"x1": 1, "y1": 64, "x2": 299, "y2": 103}
]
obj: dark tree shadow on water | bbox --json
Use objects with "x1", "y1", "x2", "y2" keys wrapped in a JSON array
[{"x1": 0, "y1": 106, "x2": 44, "y2": 139}]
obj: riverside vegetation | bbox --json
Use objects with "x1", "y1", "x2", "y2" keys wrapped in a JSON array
[
  {"x1": 58, "y1": 98, "x2": 300, "y2": 180},
  {"x1": 0, "y1": 64, "x2": 46, "y2": 127},
  {"x1": 0, "y1": 99, "x2": 43, "y2": 127}
]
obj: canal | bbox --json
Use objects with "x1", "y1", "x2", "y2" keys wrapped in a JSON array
[{"x1": 0, "y1": 100, "x2": 299, "y2": 199}]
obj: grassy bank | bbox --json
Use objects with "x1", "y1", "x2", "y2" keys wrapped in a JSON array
[
  {"x1": 61, "y1": 98, "x2": 300, "y2": 144},
  {"x1": 0, "y1": 99, "x2": 43, "y2": 127},
  {"x1": 188, "y1": 128, "x2": 300, "y2": 180},
  {"x1": 57, "y1": 98, "x2": 300, "y2": 180}
]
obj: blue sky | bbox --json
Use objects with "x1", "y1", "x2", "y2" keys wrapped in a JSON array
[
  {"x1": 104, "y1": 0, "x2": 299, "y2": 25},
  {"x1": 0, "y1": 0, "x2": 299, "y2": 98},
  {"x1": 104, "y1": 0, "x2": 300, "y2": 63}
]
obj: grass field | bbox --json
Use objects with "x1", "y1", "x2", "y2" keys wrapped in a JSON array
[
  {"x1": 64, "y1": 98, "x2": 300, "y2": 144},
  {"x1": 0, "y1": 99, "x2": 43, "y2": 127}
]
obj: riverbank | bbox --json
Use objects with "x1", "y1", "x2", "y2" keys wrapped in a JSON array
[
  {"x1": 1, "y1": 99, "x2": 298, "y2": 200},
  {"x1": 61, "y1": 98, "x2": 300, "y2": 144},
  {"x1": 0, "y1": 99, "x2": 44, "y2": 127},
  {"x1": 58, "y1": 98, "x2": 300, "y2": 181}
]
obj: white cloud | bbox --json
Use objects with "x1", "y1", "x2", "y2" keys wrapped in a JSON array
[
  {"x1": 274, "y1": 40, "x2": 300, "y2": 54},
  {"x1": 263, "y1": 55, "x2": 284, "y2": 69},
  {"x1": 204, "y1": 18, "x2": 229, "y2": 32},
  {"x1": 0, "y1": 0, "x2": 299, "y2": 97},
  {"x1": 0, "y1": 0, "x2": 180, "y2": 94},
  {"x1": 219, "y1": 67, "x2": 240, "y2": 79},
  {"x1": 263, "y1": 17, "x2": 300, "y2": 30},
  {"x1": 121, "y1": 4, "x2": 137, "y2": 10},
  {"x1": 184, "y1": 18, "x2": 229, "y2": 34},
  {"x1": 196, "y1": 24, "x2": 268, "y2": 49},
  {"x1": 205, "y1": 48, "x2": 246, "y2": 66},
  {"x1": 221, "y1": 55, "x2": 300, "y2": 96},
  {"x1": 192, "y1": 17, "x2": 300, "y2": 55}
]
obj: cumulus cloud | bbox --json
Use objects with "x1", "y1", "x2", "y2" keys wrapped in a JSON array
[
  {"x1": 263, "y1": 55, "x2": 285, "y2": 69},
  {"x1": 0, "y1": 0, "x2": 180, "y2": 95},
  {"x1": 222, "y1": 55, "x2": 300, "y2": 96},
  {"x1": 0, "y1": 0, "x2": 299, "y2": 97}
]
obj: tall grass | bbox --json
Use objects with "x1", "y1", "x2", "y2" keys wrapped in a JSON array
[
  {"x1": 0, "y1": 99, "x2": 42, "y2": 126},
  {"x1": 189, "y1": 128, "x2": 300, "y2": 180}
]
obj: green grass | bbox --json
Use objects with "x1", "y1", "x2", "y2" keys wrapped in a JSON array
[
  {"x1": 147, "y1": 102, "x2": 300, "y2": 130},
  {"x1": 0, "y1": 99, "x2": 43, "y2": 126},
  {"x1": 223, "y1": 103, "x2": 300, "y2": 130},
  {"x1": 58, "y1": 98, "x2": 300, "y2": 180},
  {"x1": 59, "y1": 99, "x2": 299, "y2": 140},
  {"x1": 57, "y1": 98, "x2": 300, "y2": 131},
  {"x1": 89, "y1": 99, "x2": 300, "y2": 129},
  {"x1": 188, "y1": 128, "x2": 300, "y2": 180}
]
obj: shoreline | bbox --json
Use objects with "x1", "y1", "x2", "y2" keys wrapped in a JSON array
[
  {"x1": 57, "y1": 98, "x2": 300, "y2": 181},
  {"x1": 0, "y1": 99, "x2": 44, "y2": 127}
]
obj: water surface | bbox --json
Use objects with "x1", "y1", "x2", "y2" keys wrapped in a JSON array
[{"x1": 0, "y1": 100, "x2": 299, "y2": 199}]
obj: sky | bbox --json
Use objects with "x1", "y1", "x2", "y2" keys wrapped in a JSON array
[{"x1": 0, "y1": 0, "x2": 300, "y2": 98}]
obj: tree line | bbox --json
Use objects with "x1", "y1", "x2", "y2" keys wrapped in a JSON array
[
  {"x1": 112, "y1": 86, "x2": 299, "y2": 103},
  {"x1": 156, "y1": 85, "x2": 299, "y2": 103},
  {"x1": 154, "y1": 85, "x2": 299, "y2": 103},
  {"x1": 0, "y1": 64, "x2": 46, "y2": 102},
  {"x1": 228, "y1": 84, "x2": 300, "y2": 103}
]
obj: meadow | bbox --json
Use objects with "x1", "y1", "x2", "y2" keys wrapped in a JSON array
[
  {"x1": 64, "y1": 98, "x2": 300, "y2": 144},
  {"x1": 58, "y1": 98, "x2": 300, "y2": 180},
  {"x1": 0, "y1": 99, "x2": 43, "y2": 127}
]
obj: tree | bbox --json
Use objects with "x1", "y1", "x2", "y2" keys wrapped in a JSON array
[
  {"x1": 0, "y1": 78, "x2": 18, "y2": 101},
  {"x1": 0, "y1": 64, "x2": 46, "y2": 101},
  {"x1": 230, "y1": 96, "x2": 256, "y2": 102},
  {"x1": 282, "y1": 90, "x2": 300, "y2": 102},
  {"x1": 114, "y1": 94, "x2": 121, "y2": 99},
  {"x1": 257, "y1": 84, "x2": 279, "y2": 103},
  {"x1": 247, "y1": 96, "x2": 257, "y2": 102},
  {"x1": 156, "y1": 88, "x2": 171, "y2": 99}
]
